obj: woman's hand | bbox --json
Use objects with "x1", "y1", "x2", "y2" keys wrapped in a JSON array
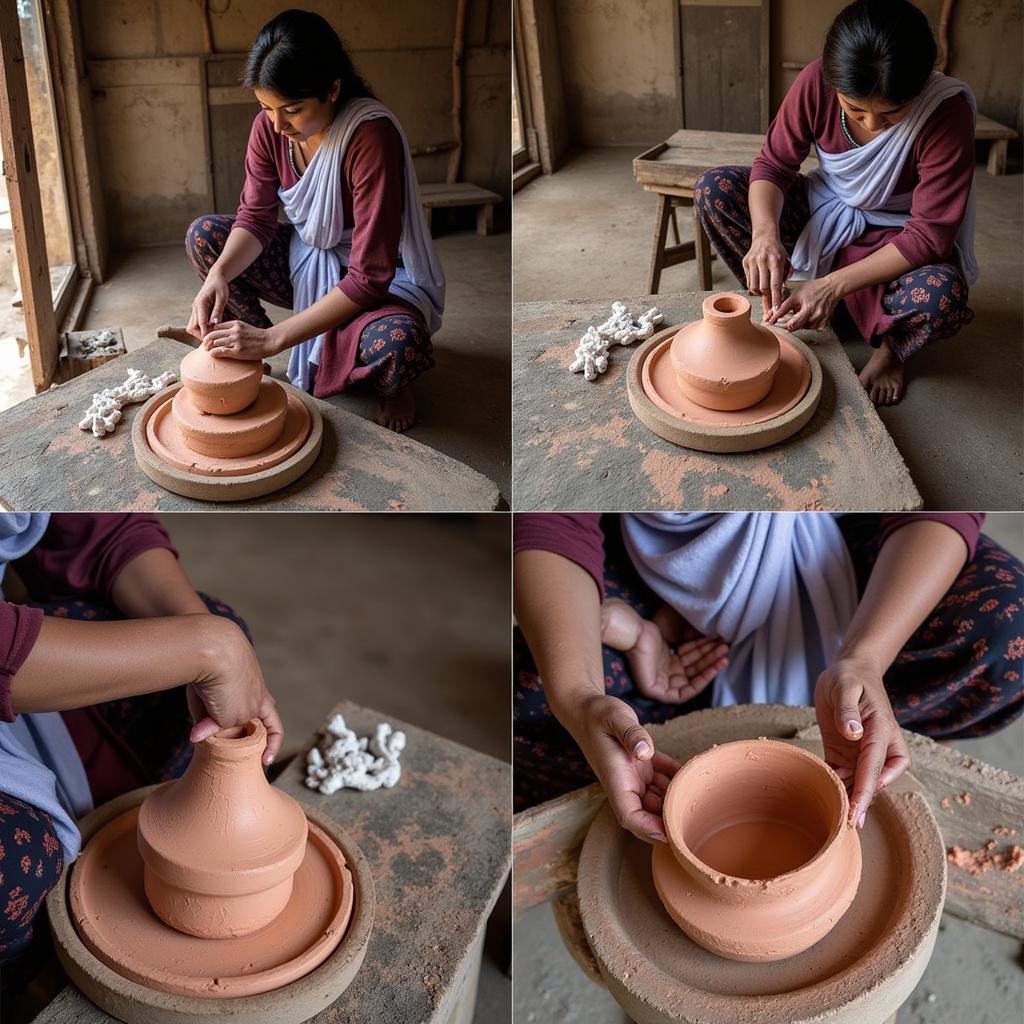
[
  {"x1": 742, "y1": 231, "x2": 791, "y2": 316},
  {"x1": 187, "y1": 615, "x2": 284, "y2": 766},
  {"x1": 767, "y1": 276, "x2": 841, "y2": 331},
  {"x1": 601, "y1": 599, "x2": 729, "y2": 704},
  {"x1": 202, "y1": 321, "x2": 280, "y2": 361},
  {"x1": 814, "y1": 655, "x2": 910, "y2": 829},
  {"x1": 561, "y1": 693, "x2": 681, "y2": 844},
  {"x1": 188, "y1": 270, "x2": 231, "y2": 341}
]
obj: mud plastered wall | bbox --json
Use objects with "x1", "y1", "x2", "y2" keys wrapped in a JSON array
[{"x1": 81, "y1": 0, "x2": 510, "y2": 248}]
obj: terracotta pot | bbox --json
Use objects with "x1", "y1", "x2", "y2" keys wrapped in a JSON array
[
  {"x1": 172, "y1": 381, "x2": 288, "y2": 459},
  {"x1": 180, "y1": 346, "x2": 262, "y2": 415},
  {"x1": 137, "y1": 719, "x2": 308, "y2": 939},
  {"x1": 669, "y1": 292, "x2": 781, "y2": 411},
  {"x1": 653, "y1": 738, "x2": 861, "y2": 962}
]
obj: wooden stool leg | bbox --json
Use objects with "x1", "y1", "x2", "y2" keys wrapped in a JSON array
[
  {"x1": 693, "y1": 202, "x2": 713, "y2": 290},
  {"x1": 476, "y1": 202, "x2": 494, "y2": 236},
  {"x1": 669, "y1": 204, "x2": 681, "y2": 245},
  {"x1": 987, "y1": 138, "x2": 1008, "y2": 175},
  {"x1": 647, "y1": 193, "x2": 672, "y2": 295}
]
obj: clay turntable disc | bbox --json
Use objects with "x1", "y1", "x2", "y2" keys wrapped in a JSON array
[
  {"x1": 626, "y1": 325, "x2": 823, "y2": 454},
  {"x1": 577, "y1": 779, "x2": 946, "y2": 1024},
  {"x1": 47, "y1": 786, "x2": 373, "y2": 1024},
  {"x1": 132, "y1": 381, "x2": 324, "y2": 502}
]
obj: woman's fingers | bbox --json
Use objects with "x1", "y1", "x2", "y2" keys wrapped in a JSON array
[
  {"x1": 878, "y1": 734, "x2": 911, "y2": 789},
  {"x1": 849, "y1": 729, "x2": 888, "y2": 828},
  {"x1": 189, "y1": 715, "x2": 220, "y2": 744},
  {"x1": 261, "y1": 700, "x2": 285, "y2": 766},
  {"x1": 609, "y1": 787, "x2": 668, "y2": 844},
  {"x1": 768, "y1": 259, "x2": 787, "y2": 313},
  {"x1": 603, "y1": 701, "x2": 655, "y2": 761},
  {"x1": 651, "y1": 750, "x2": 682, "y2": 777},
  {"x1": 767, "y1": 293, "x2": 797, "y2": 325},
  {"x1": 831, "y1": 679, "x2": 865, "y2": 743}
]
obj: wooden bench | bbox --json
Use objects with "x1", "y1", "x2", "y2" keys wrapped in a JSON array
[
  {"x1": 420, "y1": 182, "x2": 502, "y2": 236},
  {"x1": 976, "y1": 113, "x2": 1018, "y2": 175}
]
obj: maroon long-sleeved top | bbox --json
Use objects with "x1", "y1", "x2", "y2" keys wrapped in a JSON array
[
  {"x1": 751, "y1": 59, "x2": 975, "y2": 342},
  {"x1": 1, "y1": 514, "x2": 178, "y2": 803},
  {"x1": 513, "y1": 513, "x2": 985, "y2": 600},
  {"x1": 234, "y1": 110, "x2": 426, "y2": 397}
]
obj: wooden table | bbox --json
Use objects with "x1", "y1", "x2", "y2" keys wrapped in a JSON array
[
  {"x1": 35, "y1": 700, "x2": 511, "y2": 1024},
  {"x1": 0, "y1": 340, "x2": 500, "y2": 511},
  {"x1": 512, "y1": 292, "x2": 922, "y2": 511},
  {"x1": 633, "y1": 129, "x2": 819, "y2": 293}
]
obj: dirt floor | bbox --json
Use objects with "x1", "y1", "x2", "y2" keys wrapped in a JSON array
[
  {"x1": 514, "y1": 514, "x2": 1024, "y2": 1024},
  {"x1": 512, "y1": 148, "x2": 1023, "y2": 511},
  {"x1": 62, "y1": 228, "x2": 512, "y2": 502}
]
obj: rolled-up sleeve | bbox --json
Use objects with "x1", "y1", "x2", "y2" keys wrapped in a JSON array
[
  {"x1": 13, "y1": 514, "x2": 177, "y2": 605},
  {"x1": 0, "y1": 601, "x2": 44, "y2": 722},
  {"x1": 513, "y1": 514, "x2": 606, "y2": 599},
  {"x1": 879, "y1": 513, "x2": 984, "y2": 562},
  {"x1": 750, "y1": 62, "x2": 820, "y2": 194}
]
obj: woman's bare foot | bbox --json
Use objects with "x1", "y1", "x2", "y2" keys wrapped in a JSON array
[
  {"x1": 858, "y1": 337, "x2": 906, "y2": 405},
  {"x1": 376, "y1": 386, "x2": 416, "y2": 432}
]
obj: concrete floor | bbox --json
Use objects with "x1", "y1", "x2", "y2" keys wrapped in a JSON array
[
  {"x1": 513, "y1": 147, "x2": 1023, "y2": 510},
  {"x1": 166, "y1": 512, "x2": 511, "y2": 1024},
  {"x1": 73, "y1": 229, "x2": 511, "y2": 501},
  {"x1": 514, "y1": 514, "x2": 1024, "y2": 1024}
]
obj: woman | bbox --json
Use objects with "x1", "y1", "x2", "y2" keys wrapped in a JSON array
[
  {"x1": 694, "y1": 0, "x2": 976, "y2": 406},
  {"x1": 513, "y1": 513, "x2": 1023, "y2": 846},
  {"x1": 186, "y1": 10, "x2": 444, "y2": 433},
  {"x1": 0, "y1": 513, "x2": 279, "y2": 961}
]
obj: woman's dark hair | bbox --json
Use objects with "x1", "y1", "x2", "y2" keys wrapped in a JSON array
[
  {"x1": 822, "y1": 0, "x2": 937, "y2": 105},
  {"x1": 242, "y1": 9, "x2": 375, "y2": 103}
]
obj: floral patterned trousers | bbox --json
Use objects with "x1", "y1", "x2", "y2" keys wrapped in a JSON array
[
  {"x1": 692, "y1": 165, "x2": 974, "y2": 362},
  {"x1": 186, "y1": 215, "x2": 434, "y2": 398},
  {"x1": 513, "y1": 518, "x2": 1024, "y2": 810},
  {"x1": 0, "y1": 594, "x2": 247, "y2": 963}
]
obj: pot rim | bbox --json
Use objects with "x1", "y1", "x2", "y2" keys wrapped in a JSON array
[{"x1": 663, "y1": 737, "x2": 851, "y2": 889}]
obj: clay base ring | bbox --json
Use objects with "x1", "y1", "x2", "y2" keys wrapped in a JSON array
[
  {"x1": 577, "y1": 782, "x2": 945, "y2": 1024},
  {"x1": 47, "y1": 786, "x2": 373, "y2": 1024},
  {"x1": 626, "y1": 325, "x2": 823, "y2": 453},
  {"x1": 132, "y1": 381, "x2": 323, "y2": 502}
]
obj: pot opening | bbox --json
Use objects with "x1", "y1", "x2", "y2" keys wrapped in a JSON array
[
  {"x1": 711, "y1": 294, "x2": 743, "y2": 315},
  {"x1": 681, "y1": 749, "x2": 841, "y2": 881},
  {"x1": 215, "y1": 720, "x2": 259, "y2": 742}
]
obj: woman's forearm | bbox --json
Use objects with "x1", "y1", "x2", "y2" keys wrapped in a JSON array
[
  {"x1": 749, "y1": 180, "x2": 786, "y2": 239},
  {"x1": 10, "y1": 615, "x2": 224, "y2": 714},
  {"x1": 513, "y1": 550, "x2": 605, "y2": 723},
  {"x1": 110, "y1": 548, "x2": 209, "y2": 619},
  {"x1": 827, "y1": 243, "x2": 913, "y2": 298},
  {"x1": 268, "y1": 287, "x2": 363, "y2": 354},
  {"x1": 839, "y1": 521, "x2": 969, "y2": 672},
  {"x1": 210, "y1": 227, "x2": 264, "y2": 284}
]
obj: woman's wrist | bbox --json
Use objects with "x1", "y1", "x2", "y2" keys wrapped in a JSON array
[
  {"x1": 751, "y1": 221, "x2": 781, "y2": 242},
  {"x1": 834, "y1": 643, "x2": 887, "y2": 680},
  {"x1": 265, "y1": 322, "x2": 291, "y2": 355},
  {"x1": 548, "y1": 681, "x2": 607, "y2": 734}
]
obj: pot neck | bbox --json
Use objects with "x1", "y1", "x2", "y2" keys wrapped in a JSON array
[{"x1": 701, "y1": 292, "x2": 753, "y2": 331}]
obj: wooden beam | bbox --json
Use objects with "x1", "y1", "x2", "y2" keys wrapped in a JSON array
[{"x1": 0, "y1": 1, "x2": 60, "y2": 391}]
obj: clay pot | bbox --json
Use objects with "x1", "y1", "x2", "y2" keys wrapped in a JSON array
[
  {"x1": 180, "y1": 346, "x2": 263, "y2": 415},
  {"x1": 653, "y1": 738, "x2": 861, "y2": 962},
  {"x1": 669, "y1": 292, "x2": 781, "y2": 411},
  {"x1": 172, "y1": 381, "x2": 288, "y2": 459},
  {"x1": 137, "y1": 719, "x2": 308, "y2": 939}
]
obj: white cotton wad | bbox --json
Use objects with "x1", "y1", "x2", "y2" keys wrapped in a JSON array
[
  {"x1": 569, "y1": 301, "x2": 664, "y2": 381},
  {"x1": 304, "y1": 713, "x2": 406, "y2": 794},
  {"x1": 78, "y1": 368, "x2": 177, "y2": 437}
]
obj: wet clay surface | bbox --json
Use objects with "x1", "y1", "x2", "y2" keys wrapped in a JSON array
[
  {"x1": 0, "y1": 340, "x2": 500, "y2": 509},
  {"x1": 577, "y1": 781, "x2": 946, "y2": 1024},
  {"x1": 70, "y1": 807, "x2": 353, "y2": 997},
  {"x1": 147, "y1": 383, "x2": 311, "y2": 476},
  {"x1": 512, "y1": 294, "x2": 920, "y2": 511},
  {"x1": 643, "y1": 332, "x2": 810, "y2": 426}
]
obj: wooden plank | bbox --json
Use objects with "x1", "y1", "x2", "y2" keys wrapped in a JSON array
[
  {"x1": 420, "y1": 182, "x2": 503, "y2": 207},
  {"x1": 680, "y1": 2, "x2": 767, "y2": 134},
  {"x1": 0, "y1": 2, "x2": 60, "y2": 392},
  {"x1": 975, "y1": 113, "x2": 1018, "y2": 140},
  {"x1": 0, "y1": 339, "x2": 501, "y2": 511}
]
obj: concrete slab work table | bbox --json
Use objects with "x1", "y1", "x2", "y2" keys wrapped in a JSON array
[
  {"x1": 513, "y1": 293, "x2": 922, "y2": 511},
  {"x1": 0, "y1": 339, "x2": 500, "y2": 511},
  {"x1": 34, "y1": 700, "x2": 511, "y2": 1024}
]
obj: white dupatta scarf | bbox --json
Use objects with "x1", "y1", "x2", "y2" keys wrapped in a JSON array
[
  {"x1": 791, "y1": 72, "x2": 978, "y2": 284},
  {"x1": 279, "y1": 98, "x2": 446, "y2": 391}
]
